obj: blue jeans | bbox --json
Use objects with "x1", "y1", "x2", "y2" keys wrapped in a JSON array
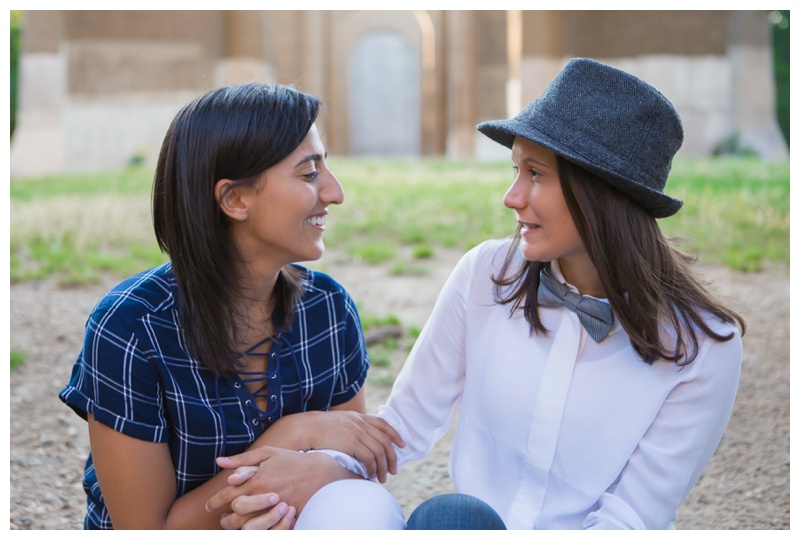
[{"x1": 407, "y1": 493, "x2": 507, "y2": 530}]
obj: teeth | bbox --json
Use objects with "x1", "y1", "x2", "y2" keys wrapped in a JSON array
[{"x1": 307, "y1": 215, "x2": 326, "y2": 226}]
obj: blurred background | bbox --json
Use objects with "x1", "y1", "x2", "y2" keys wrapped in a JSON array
[
  {"x1": 9, "y1": 10, "x2": 790, "y2": 176},
  {"x1": 8, "y1": 10, "x2": 791, "y2": 530}
]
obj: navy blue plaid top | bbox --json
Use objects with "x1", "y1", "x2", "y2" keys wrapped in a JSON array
[{"x1": 59, "y1": 262, "x2": 369, "y2": 529}]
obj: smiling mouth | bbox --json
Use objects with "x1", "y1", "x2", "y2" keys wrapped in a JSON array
[
  {"x1": 307, "y1": 215, "x2": 326, "y2": 227},
  {"x1": 519, "y1": 222, "x2": 541, "y2": 232}
]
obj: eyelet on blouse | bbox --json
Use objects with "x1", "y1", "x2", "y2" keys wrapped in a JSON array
[
  {"x1": 252, "y1": 418, "x2": 259, "y2": 426},
  {"x1": 234, "y1": 382, "x2": 241, "y2": 388}
]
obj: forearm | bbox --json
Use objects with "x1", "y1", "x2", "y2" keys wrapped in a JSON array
[
  {"x1": 248, "y1": 412, "x2": 320, "y2": 451},
  {"x1": 163, "y1": 469, "x2": 237, "y2": 529},
  {"x1": 250, "y1": 389, "x2": 369, "y2": 452}
]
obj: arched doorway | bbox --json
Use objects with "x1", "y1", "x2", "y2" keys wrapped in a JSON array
[{"x1": 348, "y1": 30, "x2": 420, "y2": 156}]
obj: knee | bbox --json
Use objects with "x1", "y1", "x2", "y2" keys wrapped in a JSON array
[
  {"x1": 294, "y1": 479, "x2": 406, "y2": 530},
  {"x1": 407, "y1": 493, "x2": 506, "y2": 530}
]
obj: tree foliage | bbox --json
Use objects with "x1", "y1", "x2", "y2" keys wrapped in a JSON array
[
  {"x1": 11, "y1": 10, "x2": 22, "y2": 138},
  {"x1": 770, "y1": 10, "x2": 790, "y2": 146}
]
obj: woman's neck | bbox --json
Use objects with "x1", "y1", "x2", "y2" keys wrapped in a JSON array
[
  {"x1": 231, "y1": 263, "x2": 281, "y2": 350},
  {"x1": 555, "y1": 256, "x2": 605, "y2": 298}
]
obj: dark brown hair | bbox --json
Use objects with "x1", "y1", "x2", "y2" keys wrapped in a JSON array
[
  {"x1": 152, "y1": 83, "x2": 320, "y2": 376},
  {"x1": 492, "y1": 156, "x2": 745, "y2": 365}
]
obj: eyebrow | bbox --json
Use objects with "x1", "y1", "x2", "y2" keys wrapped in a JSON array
[
  {"x1": 520, "y1": 156, "x2": 556, "y2": 170},
  {"x1": 295, "y1": 152, "x2": 327, "y2": 167}
]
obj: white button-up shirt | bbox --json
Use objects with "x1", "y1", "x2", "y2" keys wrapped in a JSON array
[{"x1": 378, "y1": 239, "x2": 742, "y2": 529}]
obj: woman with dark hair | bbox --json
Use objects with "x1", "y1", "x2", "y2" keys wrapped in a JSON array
[
  {"x1": 59, "y1": 83, "x2": 403, "y2": 529},
  {"x1": 214, "y1": 59, "x2": 745, "y2": 530}
]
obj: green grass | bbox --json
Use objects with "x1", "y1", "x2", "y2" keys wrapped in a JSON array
[
  {"x1": 358, "y1": 309, "x2": 402, "y2": 332},
  {"x1": 9, "y1": 165, "x2": 154, "y2": 201},
  {"x1": 9, "y1": 156, "x2": 789, "y2": 286},
  {"x1": 659, "y1": 158, "x2": 789, "y2": 272},
  {"x1": 11, "y1": 349, "x2": 28, "y2": 370},
  {"x1": 11, "y1": 156, "x2": 786, "y2": 373}
]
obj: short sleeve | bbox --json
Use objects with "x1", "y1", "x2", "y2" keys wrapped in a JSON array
[
  {"x1": 329, "y1": 288, "x2": 369, "y2": 406},
  {"x1": 59, "y1": 306, "x2": 169, "y2": 443}
]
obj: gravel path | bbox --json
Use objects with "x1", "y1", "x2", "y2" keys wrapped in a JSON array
[{"x1": 9, "y1": 256, "x2": 789, "y2": 529}]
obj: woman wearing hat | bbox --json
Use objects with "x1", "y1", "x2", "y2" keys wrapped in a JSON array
[{"x1": 212, "y1": 58, "x2": 745, "y2": 530}]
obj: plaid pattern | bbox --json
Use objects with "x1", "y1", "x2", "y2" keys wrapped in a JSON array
[{"x1": 59, "y1": 262, "x2": 369, "y2": 529}]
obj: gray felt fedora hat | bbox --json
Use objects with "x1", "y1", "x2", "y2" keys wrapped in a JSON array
[{"x1": 477, "y1": 58, "x2": 684, "y2": 218}]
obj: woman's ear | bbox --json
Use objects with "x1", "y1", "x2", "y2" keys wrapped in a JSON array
[{"x1": 215, "y1": 179, "x2": 248, "y2": 221}]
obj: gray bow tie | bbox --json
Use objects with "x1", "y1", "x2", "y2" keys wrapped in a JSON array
[{"x1": 537, "y1": 266, "x2": 615, "y2": 342}]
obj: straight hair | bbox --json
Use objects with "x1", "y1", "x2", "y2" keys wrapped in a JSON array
[
  {"x1": 492, "y1": 156, "x2": 746, "y2": 365},
  {"x1": 152, "y1": 83, "x2": 320, "y2": 376}
]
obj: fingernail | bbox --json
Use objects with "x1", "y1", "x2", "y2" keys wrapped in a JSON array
[
  {"x1": 268, "y1": 493, "x2": 279, "y2": 505},
  {"x1": 278, "y1": 502, "x2": 288, "y2": 515}
]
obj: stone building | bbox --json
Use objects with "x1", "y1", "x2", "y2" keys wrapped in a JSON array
[{"x1": 11, "y1": 10, "x2": 787, "y2": 177}]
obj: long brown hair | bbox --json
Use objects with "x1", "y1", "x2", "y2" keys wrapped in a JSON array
[
  {"x1": 492, "y1": 156, "x2": 745, "y2": 365},
  {"x1": 152, "y1": 83, "x2": 320, "y2": 376}
]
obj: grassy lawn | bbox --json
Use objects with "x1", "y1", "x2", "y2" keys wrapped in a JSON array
[
  {"x1": 9, "y1": 156, "x2": 789, "y2": 375},
  {"x1": 10, "y1": 156, "x2": 788, "y2": 285}
]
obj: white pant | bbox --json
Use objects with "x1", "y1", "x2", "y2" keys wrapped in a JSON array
[{"x1": 294, "y1": 479, "x2": 406, "y2": 530}]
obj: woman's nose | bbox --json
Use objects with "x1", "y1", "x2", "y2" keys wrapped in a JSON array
[
  {"x1": 321, "y1": 171, "x2": 345, "y2": 205},
  {"x1": 503, "y1": 176, "x2": 525, "y2": 210}
]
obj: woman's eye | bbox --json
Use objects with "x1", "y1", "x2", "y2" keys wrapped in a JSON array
[
  {"x1": 513, "y1": 165, "x2": 540, "y2": 180},
  {"x1": 303, "y1": 170, "x2": 320, "y2": 180}
]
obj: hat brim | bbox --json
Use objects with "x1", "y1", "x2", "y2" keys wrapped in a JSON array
[{"x1": 477, "y1": 119, "x2": 683, "y2": 218}]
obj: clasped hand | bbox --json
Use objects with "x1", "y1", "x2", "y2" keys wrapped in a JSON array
[{"x1": 206, "y1": 411, "x2": 404, "y2": 529}]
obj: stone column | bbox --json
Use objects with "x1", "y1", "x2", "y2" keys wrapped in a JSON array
[
  {"x1": 218, "y1": 10, "x2": 271, "y2": 86},
  {"x1": 519, "y1": 10, "x2": 564, "y2": 106},
  {"x1": 443, "y1": 10, "x2": 475, "y2": 158}
]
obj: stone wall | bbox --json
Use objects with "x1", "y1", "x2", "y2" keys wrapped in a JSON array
[{"x1": 10, "y1": 9, "x2": 786, "y2": 177}]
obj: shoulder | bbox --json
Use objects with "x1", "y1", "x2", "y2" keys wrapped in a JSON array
[
  {"x1": 455, "y1": 237, "x2": 518, "y2": 279},
  {"x1": 675, "y1": 310, "x2": 743, "y2": 377},
  {"x1": 291, "y1": 265, "x2": 357, "y2": 317},
  {"x1": 700, "y1": 311, "x2": 743, "y2": 358},
  {"x1": 294, "y1": 265, "x2": 349, "y2": 298},
  {"x1": 91, "y1": 263, "x2": 177, "y2": 326}
]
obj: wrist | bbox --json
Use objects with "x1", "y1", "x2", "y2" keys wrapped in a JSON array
[
  {"x1": 309, "y1": 451, "x2": 359, "y2": 483},
  {"x1": 301, "y1": 449, "x2": 369, "y2": 479},
  {"x1": 268, "y1": 413, "x2": 317, "y2": 450}
]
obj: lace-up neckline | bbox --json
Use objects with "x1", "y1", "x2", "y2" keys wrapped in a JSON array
[{"x1": 237, "y1": 335, "x2": 281, "y2": 424}]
